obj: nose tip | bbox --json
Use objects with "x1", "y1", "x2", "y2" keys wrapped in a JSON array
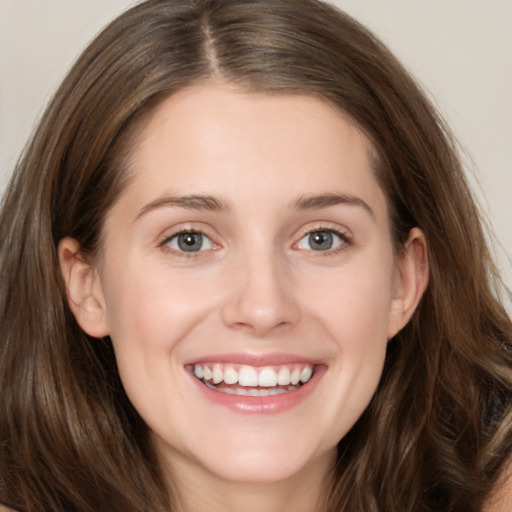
[
  {"x1": 221, "y1": 260, "x2": 299, "y2": 337},
  {"x1": 225, "y1": 302, "x2": 294, "y2": 337}
]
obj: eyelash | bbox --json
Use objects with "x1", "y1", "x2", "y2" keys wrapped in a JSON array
[
  {"x1": 158, "y1": 226, "x2": 351, "y2": 257},
  {"x1": 159, "y1": 229, "x2": 217, "y2": 258},
  {"x1": 294, "y1": 225, "x2": 352, "y2": 255}
]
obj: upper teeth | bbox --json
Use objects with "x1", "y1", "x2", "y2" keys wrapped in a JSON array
[{"x1": 193, "y1": 363, "x2": 314, "y2": 387}]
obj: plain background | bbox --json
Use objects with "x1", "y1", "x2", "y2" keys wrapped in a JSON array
[{"x1": 0, "y1": 0, "x2": 511, "y2": 302}]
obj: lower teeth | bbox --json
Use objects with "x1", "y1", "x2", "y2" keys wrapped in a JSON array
[{"x1": 203, "y1": 381, "x2": 299, "y2": 396}]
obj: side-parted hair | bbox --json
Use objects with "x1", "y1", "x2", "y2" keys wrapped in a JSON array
[{"x1": 1, "y1": 1, "x2": 511, "y2": 510}]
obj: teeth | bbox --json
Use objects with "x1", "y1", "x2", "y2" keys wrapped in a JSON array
[
  {"x1": 224, "y1": 366, "x2": 238, "y2": 385},
  {"x1": 258, "y1": 367, "x2": 278, "y2": 387},
  {"x1": 300, "y1": 366, "x2": 313, "y2": 383},
  {"x1": 192, "y1": 362, "x2": 316, "y2": 391},
  {"x1": 204, "y1": 381, "x2": 288, "y2": 396},
  {"x1": 212, "y1": 365, "x2": 224, "y2": 384},
  {"x1": 238, "y1": 365, "x2": 258, "y2": 387},
  {"x1": 194, "y1": 365, "x2": 204, "y2": 379},
  {"x1": 203, "y1": 366, "x2": 213, "y2": 381},
  {"x1": 290, "y1": 368, "x2": 301, "y2": 385},
  {"x1": 277, "y1": 367, "x2": 291, "y2": 385}
]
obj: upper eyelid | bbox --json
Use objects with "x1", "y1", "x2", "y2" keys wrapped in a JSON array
[
  {"x1": 157, "y1": 223, "x2": 218, "y2": 245},
  {"x1": 161, "y1": 230, "x2": 212, "y2": 244},
  {"x1": 293, "y1": 222, "x2": 352, "y2": 240},
  {"x1": 296, "y1": 229, "x2": 350, "y2": 244}
]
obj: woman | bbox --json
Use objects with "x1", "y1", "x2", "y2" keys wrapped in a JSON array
[{"x1": 1, "y1": 1, "x2": 511, "y2": 510}]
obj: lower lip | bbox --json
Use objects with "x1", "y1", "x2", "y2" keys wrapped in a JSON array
[{"x1": 188, "y1": 366, "x2": 326, "y2": 414}]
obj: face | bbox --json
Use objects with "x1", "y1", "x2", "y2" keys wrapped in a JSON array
[{"x1": 62, "y1": 84, "x2": 425, "y2": 487}]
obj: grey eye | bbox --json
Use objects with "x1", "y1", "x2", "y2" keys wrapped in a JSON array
[
  {"x1": 297, "y1": 230, "x2": 343, "y2": 251},
  {"x1": 167, "y1": 232, "x2": 214, "y2": 252}
]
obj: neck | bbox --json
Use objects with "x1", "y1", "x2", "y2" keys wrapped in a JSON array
[{"x1": 163, "y1": 450, "x2": 335, "y2": 512}]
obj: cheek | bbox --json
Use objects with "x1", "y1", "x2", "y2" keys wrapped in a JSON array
[
  {"x1": 307, "y1": 258, "x2": 396, "y2": 344},
  {"x1": 103, "y1": 262, "x2": 212, "y2": 349},
  {"x1": 304, "y1": 253, "x2": 395, "y2": 399},
  {"x1": 100, "y1": 265, "x2": 209, "y2": 416},
  {"x1": 306, "y1": 268, "x2": 392, "y2": 438}
]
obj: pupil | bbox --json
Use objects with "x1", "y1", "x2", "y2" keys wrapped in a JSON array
[
  {"x1": 309, "y1": 231, "x2": 332, "y2": 251},
  {"x1": 178, "y1": 233, "x2": 203, "y2": 252}
]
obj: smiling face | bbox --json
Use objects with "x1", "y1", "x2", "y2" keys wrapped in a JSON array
[{"x1": 60, "y1": 84, "x2": 426, "y2": 490}]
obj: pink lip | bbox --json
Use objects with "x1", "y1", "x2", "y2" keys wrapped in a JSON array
[
  {"x1": 185, "y1": 352, "x2": 323, "y2": 367},
  {"x1": 185, "y1": 355, "x2": 326, "y2": 414}
]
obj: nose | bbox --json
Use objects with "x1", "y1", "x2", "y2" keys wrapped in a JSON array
[{"x1": 221, "y1": 251, "x2": 300, "y2": 337}]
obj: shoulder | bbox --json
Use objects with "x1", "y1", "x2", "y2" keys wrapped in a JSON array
[{"x1": 0, "y1": 506, "x2": 18, "y2": 512}]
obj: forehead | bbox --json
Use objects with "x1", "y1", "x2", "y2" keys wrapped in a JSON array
[{"x1": 112, "y1": 83, "x2": 388, "y2": 222}]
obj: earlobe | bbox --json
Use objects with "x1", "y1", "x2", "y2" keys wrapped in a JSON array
[
  {"x1": 58, "y1": 237, "x2": 109, "y2": 338},
  {"x1": 387, "y1": 228, "x2": 429, "y2": 339}
]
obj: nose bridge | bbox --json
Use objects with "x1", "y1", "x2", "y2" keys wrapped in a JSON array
[{"x1": 221, "y1": 244, "x2": 299, "y2": 336}]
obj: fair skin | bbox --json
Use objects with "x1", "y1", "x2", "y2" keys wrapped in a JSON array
[
  {"x1": 484, "y1": 463, "x2": 512, "y2": 512},
  {"x1": 59, "y1": 84, "x2": 428, "y2": 512}
]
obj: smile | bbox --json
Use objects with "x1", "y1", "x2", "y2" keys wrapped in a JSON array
[{"x1": 190, "y1": 363, "x2": 315, "y2": 396}]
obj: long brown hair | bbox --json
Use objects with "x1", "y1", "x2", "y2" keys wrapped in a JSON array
[{"x1": 1, "y1": 1, "x2": 511, "y2": 510}]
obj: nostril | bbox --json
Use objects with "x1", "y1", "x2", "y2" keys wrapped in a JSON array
[
  {"x1": 231, "y1": 296, "x2": 294, "y2": 321},
  {"x1": 220, "y1": 261, "x2": 300, "y2": 335}
]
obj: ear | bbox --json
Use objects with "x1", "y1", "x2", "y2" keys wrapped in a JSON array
[
  {"x1": 387, "y1": 227, "x2": 429, "y2": 339},
  {"x1": 58, "y1": 237, "x2": 109, "y2": 338}
]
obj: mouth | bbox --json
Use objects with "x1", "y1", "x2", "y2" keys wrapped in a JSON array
[{"x1": 187, "y1": 362, "x2": 316, "y2": 397}]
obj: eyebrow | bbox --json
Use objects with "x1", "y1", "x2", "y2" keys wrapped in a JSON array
[
  {"x1": 292, "y1": 193, "x2": 374, "y2": 218},
  {"x1": 135, "y1": 194, "x2": 229, "y2": 220},
  {"x1": 135, "y1": 192, "x2": 374, "y2": 221}
]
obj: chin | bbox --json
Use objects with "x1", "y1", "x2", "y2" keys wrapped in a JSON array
[{"x1": 183, "y1": 431, "x2": 337, "y2": 485}]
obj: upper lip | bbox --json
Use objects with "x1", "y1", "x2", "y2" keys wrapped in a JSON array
[{"x1": 184, "y1": 352, "x2": 324, "y2": 367}]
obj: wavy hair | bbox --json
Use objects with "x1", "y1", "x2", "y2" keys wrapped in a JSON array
[{"x1": 1, "y1": 1, "x2": 511, "y2": 510}]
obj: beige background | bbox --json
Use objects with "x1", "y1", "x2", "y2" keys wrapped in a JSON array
[{"x1": 1, "y1": 0, "x2": 511, "y2": 300}]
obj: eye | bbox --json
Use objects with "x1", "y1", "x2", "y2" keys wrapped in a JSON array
[
  {"x1": 165, "y1": 231, "x2": 215, "y2": 253},
  {"x1": 296, "y1": 229, "x2": 346, "y2": 252}
]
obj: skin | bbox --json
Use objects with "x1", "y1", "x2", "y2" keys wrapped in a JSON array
[
  {"x1": 60, "y1": 83, "x2": 428, "y2": 512},
  {"x1": 484, "y1": 463, "x2": 512, "y2": 512}
]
